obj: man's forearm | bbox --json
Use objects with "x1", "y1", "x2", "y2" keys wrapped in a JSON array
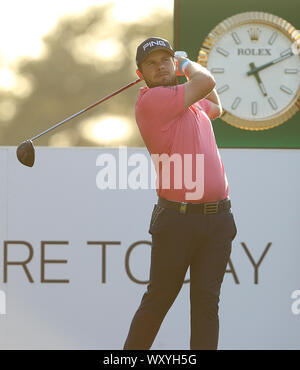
[
  {"x1": 183, "y1": 59, "x2": 220, "y2": 105},
  {"x1": 204, "y1": 88, "x2": 221, "y2": 106},
  {"x1": 178, "y1": 57, "x2": 216, "y2": 107},
  {"x1": 184, "y1": 60, "x2": 214, "y2": 81}
]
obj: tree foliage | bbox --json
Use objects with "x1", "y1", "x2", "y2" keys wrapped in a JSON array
[{"x1": 0, "y1": 3, "x2": 172, "y2": 147}]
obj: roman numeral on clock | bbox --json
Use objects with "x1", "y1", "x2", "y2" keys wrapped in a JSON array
[
  {"x1": 268, "y1": 32, "x2": 278, "y2": 45},
  {"x1": 251, "y1": 102, "x2": 258, "y2": 116},
  {"x1": 268, "y1": 97, "x2": 278, "y2": 110},
  {"x1": 280, "y1": 85, "x2": 293, "y2": 95},
  {"x1": 216, "y1": 47, "x2": 229, "y2": 57},
  {"x1": 284, "y1": 69, "x2": 298, "y2": 74},
  {"x1": 231, "y1": 97, "x2": 241, "y2": 110},
  {"x1": 280, "y1": 48, "x2": 292, "y2": 57},
  {"x1": 217, "y1": 85, "x2": 229, "y2": 94},
  {"x1": 231, "y1": 32, "x2": 241, "y2": 45},
  {"x1": 210, "y1": 68, "x2": 225, "y2": 73}
]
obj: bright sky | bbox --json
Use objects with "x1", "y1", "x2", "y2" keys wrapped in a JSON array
[
  {"x1": 0, "y1": 0, "x2": 173, "y2": 145},
  {"x1": 0, "y1": 0, "x2": 173, "y2": 67}
]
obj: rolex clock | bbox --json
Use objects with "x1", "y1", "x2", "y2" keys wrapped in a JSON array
[{"x1": 198, "y1": 12, "x2": 300, "y2": 130}]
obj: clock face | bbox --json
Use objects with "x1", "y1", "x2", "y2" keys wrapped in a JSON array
[{"x1": 198, "y1": 12, "x2": 300, "y2": 130}]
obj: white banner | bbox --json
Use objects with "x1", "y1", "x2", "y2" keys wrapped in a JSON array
[{"x1": 0, "y1": 146, "x2": 299, "y2": 349}]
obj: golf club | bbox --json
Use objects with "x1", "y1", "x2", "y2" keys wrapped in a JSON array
[{"x1": 16, "y1": 78, "x2": 142, "y2": 167}]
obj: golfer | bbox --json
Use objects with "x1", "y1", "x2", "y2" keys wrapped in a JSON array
[{"x1": 123, "y1": 37, "x2": 237, "y2": 350}]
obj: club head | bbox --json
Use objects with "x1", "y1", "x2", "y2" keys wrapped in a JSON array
[{"x1": 16, "y1": 140, "x2": 35, "y2": 167}]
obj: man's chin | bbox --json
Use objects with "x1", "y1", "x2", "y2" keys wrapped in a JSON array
[{"x1": 146, "y1": 77, "x2": 178, "y2": 88}]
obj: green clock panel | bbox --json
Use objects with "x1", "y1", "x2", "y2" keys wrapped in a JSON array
[{"x1": 174, "y1": 0, "x2": 300, "y2": 148}]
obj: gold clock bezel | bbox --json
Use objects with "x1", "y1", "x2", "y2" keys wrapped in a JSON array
[{"x1": 198, "y1": 11, "x2": 300, "y2": 130}]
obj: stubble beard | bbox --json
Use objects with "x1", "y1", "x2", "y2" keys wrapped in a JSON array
[{"x1": 145, "y1": 75, "x2": 178, "y2": 88}]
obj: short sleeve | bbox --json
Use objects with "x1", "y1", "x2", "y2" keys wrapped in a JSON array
[
  {"x1": 136, "y1": 85, "x2": 185, "y2": 129},
  {"x1": 197, "y1": 98, "x2": 211, "y2": 115}
]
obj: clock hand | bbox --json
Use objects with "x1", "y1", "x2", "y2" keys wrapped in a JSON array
[
  {"x1": 247, "y1": 49, "x2": 294, "y2": 76},
  {"x1": 254, "y1": 73, "x2": 268, "y2": 97},
  {"x1": 249, "y1": 63, "x2": 268, "y2": 96}
]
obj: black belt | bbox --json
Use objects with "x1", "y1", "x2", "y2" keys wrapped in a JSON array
[{"x1": 157, "y1": 197, "x2": 231, "y2": 215}]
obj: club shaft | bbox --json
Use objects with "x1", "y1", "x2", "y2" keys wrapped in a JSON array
[{"x1": 30, "y1": 78, "x2": 142, "y2": 142}]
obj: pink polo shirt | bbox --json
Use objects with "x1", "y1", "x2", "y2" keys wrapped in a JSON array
[{"x1": 135, "y1": 84, "x2": 229, "y2": 203}]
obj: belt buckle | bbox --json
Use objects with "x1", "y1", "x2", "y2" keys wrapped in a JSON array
[
  {"x1": 179, "y1": 202, "x2": 188, "y2": 214},
  {"x1": 203, "y1": 201, "x2": 219, "y2": 215}
]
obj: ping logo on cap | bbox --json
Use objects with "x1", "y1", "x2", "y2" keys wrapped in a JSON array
[
  {"x1": 143, "y1": 40, "x2": 167, "y2": 51},
  {"x1": 136, "y1": 37, "x2": 174, "y2": 66}
]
